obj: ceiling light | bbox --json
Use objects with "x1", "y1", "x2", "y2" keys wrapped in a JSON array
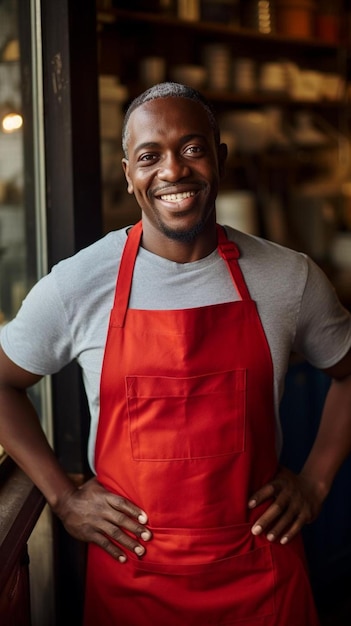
[{"x1": 1, "y1": 112, "x2": 23, "y2": 133}]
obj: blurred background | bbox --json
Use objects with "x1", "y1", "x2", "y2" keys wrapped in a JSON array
[{"x1": 2, "y1": 1, "x2": 351, "y2": 624}]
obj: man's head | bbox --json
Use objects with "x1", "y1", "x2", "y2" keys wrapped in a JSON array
[
  {"x1": 122, "y1": 82, "x2": 221, "y2": 159},
  {"x1": 121, "y1": 82, "x2": 227, "y2": 256}
]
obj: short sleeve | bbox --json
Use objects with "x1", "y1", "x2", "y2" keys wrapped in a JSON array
[
  {"x1": 0, "y1": 272, "x2": 75, "y2": 375},
  {"x1": 293, "y1": 257, "x2": 351, "y2": 369}
]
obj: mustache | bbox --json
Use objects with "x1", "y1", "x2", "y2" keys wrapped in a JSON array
[{"x1": 150, "y1": 182, "x2": 206, "y2": 196}]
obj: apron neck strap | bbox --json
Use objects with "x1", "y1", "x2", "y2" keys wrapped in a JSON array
[{"x1": 113, "y1": 221, "x2": 251, "y2": 327}]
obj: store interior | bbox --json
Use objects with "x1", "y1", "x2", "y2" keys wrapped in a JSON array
[{"x1": 1, "y1": 0, "x2": 351, "y2": 624}]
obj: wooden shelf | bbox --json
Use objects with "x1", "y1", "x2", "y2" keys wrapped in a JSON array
[
  {"x1": 97, "y1": 8, "x2": 341, "y2": 54},
  {"x1": 122, "y1": 81, "x2": 347, "y2": 111},
  {"x1": 97, "y1": 8, "x2": 347, "y2": 109},
  {"x1": 188, "y1": 90, "x2": 346, "y2": 109}
]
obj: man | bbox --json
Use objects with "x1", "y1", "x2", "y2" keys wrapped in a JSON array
[{"x1": 1, "y1": 82, "x2": 351, "y2": 625}]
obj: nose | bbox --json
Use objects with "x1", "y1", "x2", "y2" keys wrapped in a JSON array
[{"x1": 158, "y1": 152, "x2": 191, "y2": 182}]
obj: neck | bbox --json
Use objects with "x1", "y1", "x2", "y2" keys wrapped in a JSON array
[{"x1": 141, "y1": 218, "x2": 218, "y2": 263}]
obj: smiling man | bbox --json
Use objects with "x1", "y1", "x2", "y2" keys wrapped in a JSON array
[
  {"x1": 121, "y1": 88, "x2": 226, "y2": 255},
  {"x1": 1, "y1": 83, "x2": 351, "y2": 626}
]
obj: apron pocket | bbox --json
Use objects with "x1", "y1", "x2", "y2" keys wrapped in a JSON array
[{"x1": 126, "y1": 369, "x2": 246, "y2": 460}]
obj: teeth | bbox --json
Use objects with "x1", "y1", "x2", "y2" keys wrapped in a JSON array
[{"x1": 160, "y1": 191, "x2": 195, "y2": 202}]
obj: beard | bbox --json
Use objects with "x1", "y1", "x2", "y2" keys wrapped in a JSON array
[{"x1": 159, "y1": 217, "x2": 207, "y2": 243}]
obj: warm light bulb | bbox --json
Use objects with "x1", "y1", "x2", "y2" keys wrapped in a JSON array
[{"x1": 2, "y1": 112, "x2": 23, "y2": 133}]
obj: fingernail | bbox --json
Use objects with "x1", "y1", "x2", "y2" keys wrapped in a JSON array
[
  {"x1": 248, "y1": 499, "x2": 256, "y2": 508},
  {"x1": 280, "y1": 536, "x2": 289, "y2": 545},
  {"x1": 251, "y1": 524, "x2": 262, "y2": 536},
  {"x1": 267, "y1": 533, "x2": 275, "y2": 542},
  {"x1": 118, "y1": 555, "x2": 127, "y2": 563},
  {"x1": 135, "y1": 545, "x2": 145, "y2": 556},
  {"x1": 138, "y1": 512, "x2": 148, "y2": 524},
  {"x1": 141, "y1": 530, "x2": 151, "y2": 541}
]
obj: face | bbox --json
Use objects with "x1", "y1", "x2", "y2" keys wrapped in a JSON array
[{"x1": 122, "y1": 97, "x2": 227, "y2": 248}]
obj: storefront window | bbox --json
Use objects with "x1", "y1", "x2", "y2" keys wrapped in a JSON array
[{"x1": 0, "y1": 0, "x2": 50, "y2": 463}]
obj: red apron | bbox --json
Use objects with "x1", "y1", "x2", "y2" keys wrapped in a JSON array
[{"x1": 84, "y1": 221, "x2": 320, "y2": 626}]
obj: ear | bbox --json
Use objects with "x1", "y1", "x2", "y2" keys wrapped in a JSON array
[
  {"x1": 218, "y1": 143, "x2": 228, "y2": 179},
  {"x1": 122, "y1": 158, "x2": 134, "y2": 194}
]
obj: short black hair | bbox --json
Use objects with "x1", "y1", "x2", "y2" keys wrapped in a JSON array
[{"x1": 122, "y1": 82, "x2": 220, "y2": 158}]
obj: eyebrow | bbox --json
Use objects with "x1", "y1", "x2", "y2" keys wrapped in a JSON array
[{"x1": 134, "y1": 141, "x2": 160, "y2": 153}]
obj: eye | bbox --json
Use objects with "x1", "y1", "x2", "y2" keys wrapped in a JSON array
[
  {"x1": 184, "y1": 144, "x2": 205, "y2": 156},
  {"x1": 138, "y1": 153, "x2": 158, "y2": 163}
]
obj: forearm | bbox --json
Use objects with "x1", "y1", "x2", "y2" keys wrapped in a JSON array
[
  {"x1": 0, "y1": 386, "x2": 77, "y2": 511},
  {"x1": 0, "y1": 386, "x2": 153, "y2": 561},
  {"x1": 249, "y1": 374, "x2": 351, "y2": 543},
  {"x1": 300, "y1": 374, "x2": 351, "y2": 502}
]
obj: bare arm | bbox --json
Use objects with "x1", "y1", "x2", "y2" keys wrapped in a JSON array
[
  {"x1": 249, "y1": 348, "x2": 351, "y2": 543},
  {"x1": 0, "y1": 347, "x2": 151, "y2": 561}
]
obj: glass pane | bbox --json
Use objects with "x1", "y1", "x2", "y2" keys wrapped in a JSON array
[
  {"x1": 0, "y1": 1, "x2": 25, "y2": 323},
  {"x1": 0, "y1": 0, "x2": 49, "y2": 463}
]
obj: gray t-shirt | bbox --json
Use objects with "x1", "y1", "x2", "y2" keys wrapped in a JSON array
[{"x1": 2, "y1": 225, "x2": 351, "y2": 470}]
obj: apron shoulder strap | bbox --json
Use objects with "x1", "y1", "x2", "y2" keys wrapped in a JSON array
[
  {"x1": 216, "y1": 224, "x2": 251, "y2": 301},
  {"x1": 111, "y1": 220, "x2": 142, "y2": 327}
]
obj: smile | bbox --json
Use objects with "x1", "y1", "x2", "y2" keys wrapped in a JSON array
[{"x1": 160, "y1": 191, "x2": 196, "y2": 202}]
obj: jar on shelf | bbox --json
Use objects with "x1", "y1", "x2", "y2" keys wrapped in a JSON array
[
  {"x1": 201, "y1": 43, "x2": 232, "y2": 90},
  {"x1": 240, "y1": 0, "x2": 276, "y2": 35},
  {"x1": 275, "y1": 0, "x2": 317, "y2": 39},
  {"x1": 177, "y1": 0, "x2": 201, "y2": 20},
  {"x1": 315, "y1": 0, "x2": 341, "y2": 44}
]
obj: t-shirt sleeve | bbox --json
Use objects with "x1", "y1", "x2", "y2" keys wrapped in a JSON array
[
  {"x1": 293, "y1": 256, "x2": 351, "y2": 369},
  {"x1": 0, "y1": 272, "x2": 75, "y2": 375}
]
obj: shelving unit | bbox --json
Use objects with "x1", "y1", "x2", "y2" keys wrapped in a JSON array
[
  {"x1": 96, "y1": 7, "x2": 348, "y2": 98},
  {"x1": 95, "y1": 5, "x2": 351, "y2": 305}
]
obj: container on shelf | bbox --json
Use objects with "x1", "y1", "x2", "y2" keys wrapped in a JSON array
[
  {"x1": 258, "y1": 62, "x2": 287, "y2": 93},
  {"x1": 232, "y1": 57, "x2": 257, "y2": 93},
  {"x1": 316, "y1": 13, "x2": 340, "y2": 44},
  {"x1": 315, "y1": 0, "x2": 340, "y2": 44},
  {"x1": 202, "y1": 43, "x2": 232, "y2": 90},
  {"x1": 139, "y1": 56, "x2": 166, "y2": 87},
  {"x1": 240, "y1": 0, "x2": 276, "y2": 34},
  {"x1": 169, "y1": 64, "x2": 207, "y2": 89},
  {"x1": 275, "y1": 0, "x2": 317, "y2": 38},
  {"x1": 201, "y1": 0, "x2": 240, "y2": 25},
  {"x1": 219, "y1": 110, "x2": 272, "y2": 153},
  {"x1": 177, "y1": 0, "x2": 200, "y2": 20}
]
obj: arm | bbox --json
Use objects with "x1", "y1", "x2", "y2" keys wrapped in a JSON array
[
  {"x1": 249, "y1": 348, "x2": 351, "y2": 544},
  {"x1": 0, "y1": 347, "x2": 151, "y2": 561}
]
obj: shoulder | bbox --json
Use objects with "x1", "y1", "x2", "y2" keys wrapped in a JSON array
[
  {"x1": 50, "y1": 227, "x2": 130, "y2": 322},
  {"x1": 226, "y1": 226, "x2": 307, "y2": 266},
  {"x1": 224, "y1": 226, "x2": 309, "y2": 297},
  {"x1": 52, "y1": 228, "x2": 127, "y2": 281},
  {"x1": 50, "y1": 228, "x2": 128, "y2": 304},
  {"x1": 0, "y1": 228, "x2": 130, "y2": 374}
]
